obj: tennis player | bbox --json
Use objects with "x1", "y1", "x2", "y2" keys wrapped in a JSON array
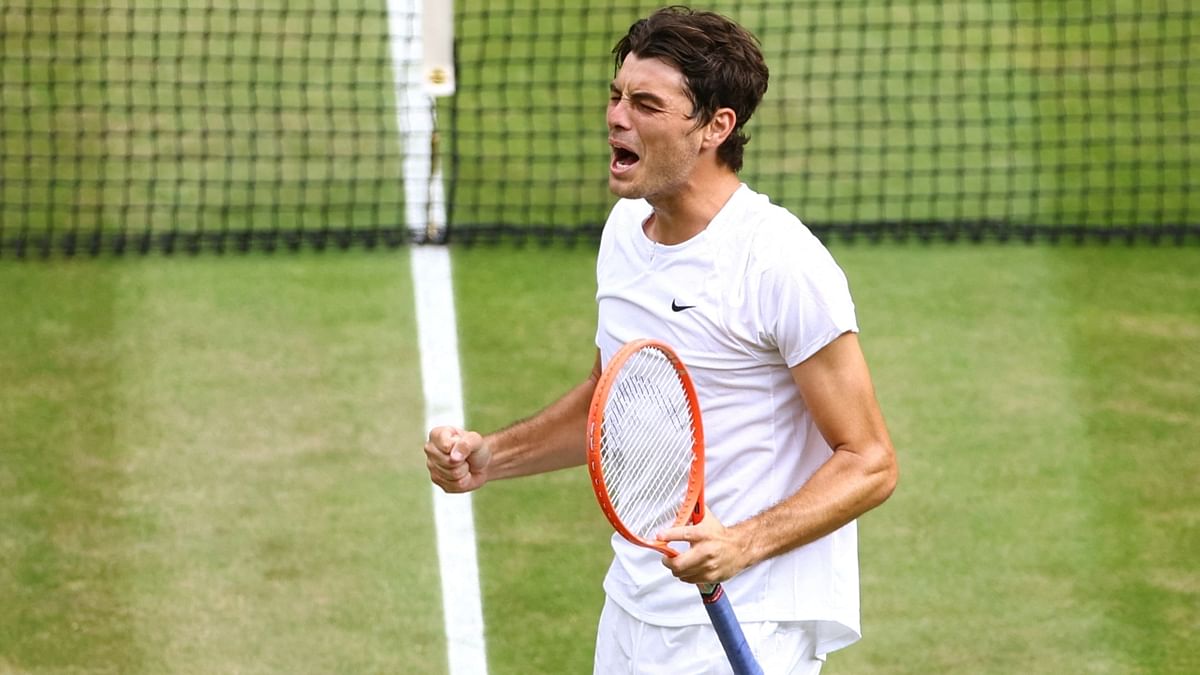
[{"x1": 424, "y1": 7, "x2": 898, "y2": 673}]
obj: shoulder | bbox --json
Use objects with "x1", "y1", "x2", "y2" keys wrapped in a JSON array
[
  {"x1": 724, "y1": 190, "x2": 852, "y2": 318},
  {"x1": 730, "y1": 193, "x2": 858, "y2": 362},
  {"x1": 723, "y1": 188, "x2": 833, "y2": 273}
]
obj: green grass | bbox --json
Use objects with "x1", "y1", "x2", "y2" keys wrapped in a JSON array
[
  {"x1": 450, "y1": 244, "x2": 1199, "y2": 675},
  {"x1": 0, "y1": 252, "x2": 444, "y2": 673},
  {"x1": 0, "y1": 245, "x2": 1196, "y2": 673},
  {"x1": 452, "y1": 245, "x2": 609, "y2": 673},
  {"x1": 2, "y1": 0, "x2": 1198, "y2": 672},
  {"x1": 824, "y1": 245, "x2": 1199, "y2": 674}
]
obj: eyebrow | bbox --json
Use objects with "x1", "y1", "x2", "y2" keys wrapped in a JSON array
[{"x1": 609, "y1": 82, "x2": 670, "y2": 109}]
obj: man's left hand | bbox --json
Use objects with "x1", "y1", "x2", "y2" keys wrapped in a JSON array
[{"x1": 657, "y1": 508, "x2": 751, "y2": 585}]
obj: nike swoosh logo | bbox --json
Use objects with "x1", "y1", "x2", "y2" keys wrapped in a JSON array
[{"x1": 671, "y1": 300, "x2": 697, "y2": 312}]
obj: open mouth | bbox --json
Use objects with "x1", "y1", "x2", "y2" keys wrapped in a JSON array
[{"x1": 610, "y1": 144, "x2": 640, "y2": 173}]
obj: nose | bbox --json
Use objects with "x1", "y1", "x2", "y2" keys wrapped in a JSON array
[{"x1": 607, "y1": 96, "x2": 631, "y2": 131}]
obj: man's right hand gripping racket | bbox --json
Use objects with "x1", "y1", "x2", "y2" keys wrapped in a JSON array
[{"x1": 587, "y1": 338, "x2": 763, "y2": 675}]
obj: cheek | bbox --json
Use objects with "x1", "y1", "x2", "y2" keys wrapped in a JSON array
[
  {"x1": 641, "y1": 124, "x2": 687, "y2": 158},
  {"x1": 655, "y1": 132, "x2": 701, "y2": 165}
]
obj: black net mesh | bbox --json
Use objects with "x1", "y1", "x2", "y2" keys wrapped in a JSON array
[{"x1": 2, "y1": 1, "x2": 1197, "y2": 256}]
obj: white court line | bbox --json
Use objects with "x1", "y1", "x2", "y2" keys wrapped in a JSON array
[{"x1": 411, "y1": 244, "x2": 489, "y2": 674}]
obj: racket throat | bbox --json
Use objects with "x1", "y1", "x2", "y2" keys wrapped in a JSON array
[{"x1": 698, "y1": 583, "x2": 724, "y2": 604}]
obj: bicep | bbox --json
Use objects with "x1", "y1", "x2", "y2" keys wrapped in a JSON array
[{"x1": 790, "y1": 332, "x2": 892, "y2": 456}]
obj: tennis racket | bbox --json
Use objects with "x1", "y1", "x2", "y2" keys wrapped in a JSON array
[{"x1": 587, "y1": 338, "x2": 763, "y2": 675}]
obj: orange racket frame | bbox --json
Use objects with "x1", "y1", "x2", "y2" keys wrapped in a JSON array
[{"x1": 586, "y1": 338, "x2": 706, "y2": 557}]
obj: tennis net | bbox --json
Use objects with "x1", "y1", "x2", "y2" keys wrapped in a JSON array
[{"x1": 2, "y1": 1, "x2": 1197, "y2": 256}]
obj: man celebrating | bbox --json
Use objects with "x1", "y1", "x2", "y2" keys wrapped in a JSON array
[{"x1": 425, "y1": 7, "x2": 898, "y2": 673}]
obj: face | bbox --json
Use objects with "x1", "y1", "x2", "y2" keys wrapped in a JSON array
[{"x1": 606, "y1": 54, "x2": 706, "y2": 201}]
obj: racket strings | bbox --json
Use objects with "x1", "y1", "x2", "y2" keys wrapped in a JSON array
[{"x1": 600, "y1": 348, "x2": 697, "y2": 540}]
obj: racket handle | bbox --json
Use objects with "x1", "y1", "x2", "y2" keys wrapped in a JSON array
[{"x1": 699, "y1": 583, "x2": 763, "y2": 675}]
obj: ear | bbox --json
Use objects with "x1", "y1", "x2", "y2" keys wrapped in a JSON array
[{"x1": 702, "y1": 108, "x2": 737, "y2": 150}]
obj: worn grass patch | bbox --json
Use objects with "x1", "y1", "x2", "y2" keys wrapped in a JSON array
[{"x1": 0, "y1": 252, "x2": 442, "y2": 674}]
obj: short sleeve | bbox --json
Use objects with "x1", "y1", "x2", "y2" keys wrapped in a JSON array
[{"x1": 760, "y1": 232, "x2": 858, "y2": 367}]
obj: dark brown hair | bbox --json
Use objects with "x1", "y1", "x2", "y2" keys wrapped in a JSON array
[{"x1": 612, "y1": 6, "x2": 769, "y2": 172}]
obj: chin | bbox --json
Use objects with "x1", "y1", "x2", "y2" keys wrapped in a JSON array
[{"x1": 608, "y1": 178, "x2": 640, "y2": 200}]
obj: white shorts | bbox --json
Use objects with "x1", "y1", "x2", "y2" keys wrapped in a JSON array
[{"x1": 593, "y1": 596, "x2": 825, "y2": 675}]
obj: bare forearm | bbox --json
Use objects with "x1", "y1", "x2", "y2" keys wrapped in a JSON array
[
  {"x1": 733, "y1": 440, "x2": 897, "y2": 566},
  {"x1": 483, "y1": 371, "x2": 598, "y2": 480},
  {"x1": 731, "y1": 332, "x2": 900, "y2": 566}
]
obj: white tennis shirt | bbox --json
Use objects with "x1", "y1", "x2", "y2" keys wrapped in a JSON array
[{"x1": 594, "y1": 184, "x2": 863, "y2": 656}]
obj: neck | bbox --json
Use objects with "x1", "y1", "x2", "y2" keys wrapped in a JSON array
[{"x1": 644, "y1": 172, "x2": 742, "y2": 245}]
